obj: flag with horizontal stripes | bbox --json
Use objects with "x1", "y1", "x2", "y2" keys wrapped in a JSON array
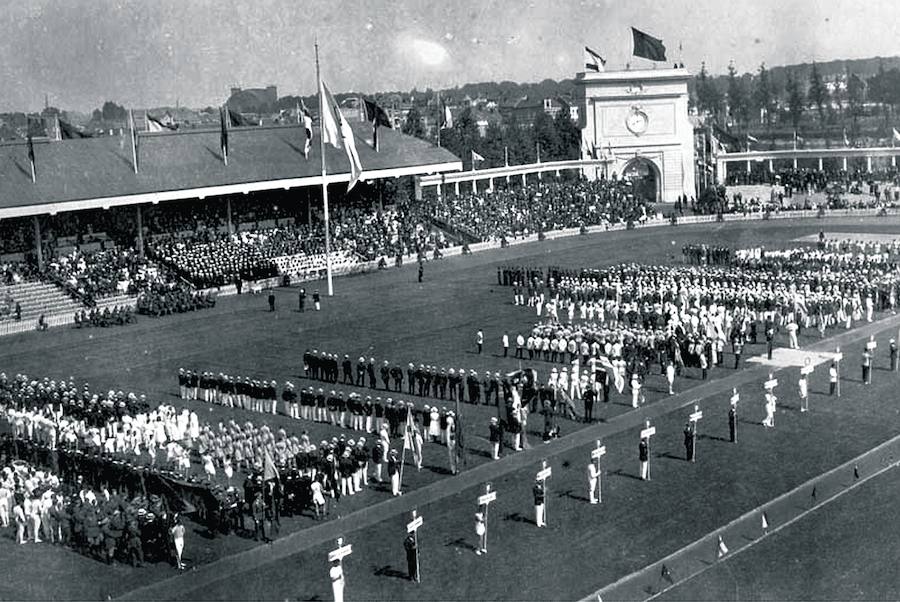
[{"x1": 584, "y1": 46, "x2": 606, "y2": 72}]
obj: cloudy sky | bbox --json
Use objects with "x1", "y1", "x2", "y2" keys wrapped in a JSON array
[{"x1": 2, "y1": 0, "x2": 899, "y2": 112}]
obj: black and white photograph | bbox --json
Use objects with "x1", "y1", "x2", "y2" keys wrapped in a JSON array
[{"x1": 1, "y1": 0, "x2": 900, "y2": 599}]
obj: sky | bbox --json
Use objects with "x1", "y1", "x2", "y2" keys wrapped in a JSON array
[{"x1": 1, "y1": 0, "x2": 899, "y2": 112}]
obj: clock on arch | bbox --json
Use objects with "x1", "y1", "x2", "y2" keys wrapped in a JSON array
[{"x1": 625, "y1": 107, "x2": 649, "y2": 136}]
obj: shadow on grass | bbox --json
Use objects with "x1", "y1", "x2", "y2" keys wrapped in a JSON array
[
  {"x1": 503, "y1": 512, "x2": 533, "y2": 525},
  {"x1": 609, "y1": 468, "x2": 643, "y2": 481},
  {"x1": 373, "y1": 564, "x2": 409, "y2": 580},
  {"x1": 445, "y1": 536, "x2": 478, "y2": 553}
]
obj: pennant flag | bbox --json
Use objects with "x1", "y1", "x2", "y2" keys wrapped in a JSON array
[
  {"x1": 299, "y1": 99, "x2": 313, "y2": 159},
  {"x1": 363, "y1": 98, "x2": 392, "y2": 151},
  {"x1": 632, "y1": 27, "x2": 667, "y2": 62},
  {"x1": 219, "y1": 106, "x2": 229, "y2": 166},
  {"x1": 892, "y1": 127, "x2": 900, "y2": 143},
  {"x1": 661, "y1": 564, "x2": 675, "y2": 585},
  {"x1": 472, "y1": 150, "x2": 485, "y2": 168},
  {"x1": 58, "y1": 118, "x2": 91, "y2": 139},
  {"x1": 263, "y1": 448, "x2": 280, "y2": 482},
  {"x1": 26, "y1": 126, "x2": 36, "y2": 183},
  {"x1": 853, "y1": 464, "x2": 860, "y2": 479},
  {"x1": 716, "y1": 535, "x2": 729, "y2": 558},
  {"x1": 584, "y1": 46, "x2": 606, "y2": 72},
  {"x1": 761, "y1": 512, "x2": 769, "y2": 530},
  {"x1": 441, "y1": 102, "x2": 453, "y2": 129},
  {"x1": 843, "y1": 128, "x2": 850, "y2": 147},
  {"x1": 321, "y1": 81, "x2": 363, "y2": 190},
  {"x1": 746, "y1": 134, "x2": 759, "y2": 143}
]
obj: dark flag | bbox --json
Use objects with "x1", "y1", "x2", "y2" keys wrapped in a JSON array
[
  {"x1": 227, "y1": 109, "x2": 252, "y2": 127},
  {"x1": 661, "y1": 564, "x2": 674, "y2": 585},
  {"x1": 219, "y1": 106, "x2": 229, "y2": 166},
  {"x1": 26, "y1": 125, "x2": 36, "y2": 183},
  {"x1": 363, "y1": 98, "x2": 392, "y2": 151},
  {"x1": 632, "y1": 27, "x2": 667, "y2": 62},
  {"x1": 58, "y1": 118, "x2": 91, "y2": 139}
]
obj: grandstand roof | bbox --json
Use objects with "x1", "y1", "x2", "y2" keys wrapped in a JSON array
[{"x1": 0, "y1": 123, "x2": 461, "y2": 219}]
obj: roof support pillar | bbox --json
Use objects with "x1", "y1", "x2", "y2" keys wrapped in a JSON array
[
  {"x1": 33, "y1": 215, "x2": 43, "y2": 272},
  {"x1": 136, "y1": 205, "x2": 144, "y2": 258}
]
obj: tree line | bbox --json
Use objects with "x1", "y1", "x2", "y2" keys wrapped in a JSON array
[{"x1": 401, "y1": 104, "x2": 581, "y2": 169}]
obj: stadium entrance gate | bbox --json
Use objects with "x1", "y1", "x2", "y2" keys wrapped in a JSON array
[{"x1": 576, "y1": 67, "x2": 695, "y2": 203}]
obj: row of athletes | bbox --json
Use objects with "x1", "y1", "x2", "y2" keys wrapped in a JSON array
[
  {"x1": 301, "y1": 350, "x2": 511, "y2": 405},
  {"x1": 178, "y1": 369, "x2": 280, "y2": 413}
]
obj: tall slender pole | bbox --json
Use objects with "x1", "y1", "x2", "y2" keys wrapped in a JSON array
[
  {"x1": 436, "y1": 90, "x2": 442, "y2": 148},
  {"x1": 129, "y1": 109, "x2": 139, "y2": 174},
  {"x1": 315, "y1": 39, "x2": 334, "y2": 296},
  {"x1": 136, "y1": 205, "x2": 144, "y2": 258}
]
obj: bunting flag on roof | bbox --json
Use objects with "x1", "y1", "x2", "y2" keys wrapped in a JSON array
[
  {"x1": 632, "y1": 27, "x2": 667, "y2": 62},
  {"x1": 363, "y1": 98, "x2": 392, "y2": 151},
  {"x1": 147, "y1": 113, "x2": 177, "y2": 132},
  {"x1": 299, "y1": 99, "x2": 313, "y2": 159},
  {"x1": 58, "y1": 118, "x2": 91, "y2": 139},
  {"x1": 440, "y1": 102, "x2": 453, "y2": 129},
  {"x1": 584, "y1": 46, "x2": 606, "y2": 72}
]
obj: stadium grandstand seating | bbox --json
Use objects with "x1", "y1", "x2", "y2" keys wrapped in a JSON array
[{"x1": 0, "y1": 281, "x2": 84, "y2": 321}]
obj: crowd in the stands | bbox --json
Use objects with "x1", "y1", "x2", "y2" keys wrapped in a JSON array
[{"x1": 429, "y1": 178, "x2": 653, "y2": 241}]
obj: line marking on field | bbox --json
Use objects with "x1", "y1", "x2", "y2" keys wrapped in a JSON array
[{"x1": 583, "y1": 435, "x2": 900, "y2": 602}]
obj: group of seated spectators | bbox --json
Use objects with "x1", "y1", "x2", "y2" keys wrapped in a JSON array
[
  {"x1": 429, "y1": 178, "x2": 653, "y2": 242},
  {"x1": 136, "y1": 283, "x2": 216, "y2": 317},
  {"x1": 74, "y1": 306, "x2": 136, "y2": 328},
  {"x1": 44, "y1": 248, "x2": 158, "y2": 304}
]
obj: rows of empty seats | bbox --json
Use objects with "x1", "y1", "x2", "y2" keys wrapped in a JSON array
[{"x1": 0, "y1": 281, "x2": 85, "y2": 321}]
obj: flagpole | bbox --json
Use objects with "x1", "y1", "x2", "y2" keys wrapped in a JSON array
[
  {"x1": 129, "y1": 109, "x2": 138, "y2": 174},
  {"x1": 436, "y1": 90, "x2": 442, "y2": 148},
  {"x1": 315, "y1": 39, "x2": 335, "y2": 297}
]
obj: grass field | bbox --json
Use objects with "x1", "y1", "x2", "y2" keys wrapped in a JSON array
[
  {"x1": 657, "y1": 465, "x2": 900, "y2": 601},
  {"x1": 2, "y1": 216, "x2": 900, "y2": 601}
]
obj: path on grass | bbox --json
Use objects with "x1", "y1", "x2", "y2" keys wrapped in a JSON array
[{"x1": 118, "y1": 311, "x2": 900, "y2": 601}]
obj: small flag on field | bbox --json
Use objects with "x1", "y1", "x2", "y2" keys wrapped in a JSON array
[
  {"x1": 761, "y1": 512, "x2": 769, "y2": 531},
  {"x1": 811, "y1": 486, "x2": 817, "y2": 501},
  {"x1": 631, "y1": 27, "x2": 667, "y2": 62},
  {"x1": 661, "y1": 564, "x2": 674, "y2": 585},
  {"x1": 585, "y1": 46, "x2": 606, "y2": 72},
  {"x1": 717, "y1": 535, "x2": 729, "y2": 558},
  {"x1": 853, "y1": 464, "x2": 860, "y2": 479}
]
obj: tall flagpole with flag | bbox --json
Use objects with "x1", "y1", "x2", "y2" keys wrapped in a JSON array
[{"x1": 315, "y1": 39, "x2": 335, "y2": 297}]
